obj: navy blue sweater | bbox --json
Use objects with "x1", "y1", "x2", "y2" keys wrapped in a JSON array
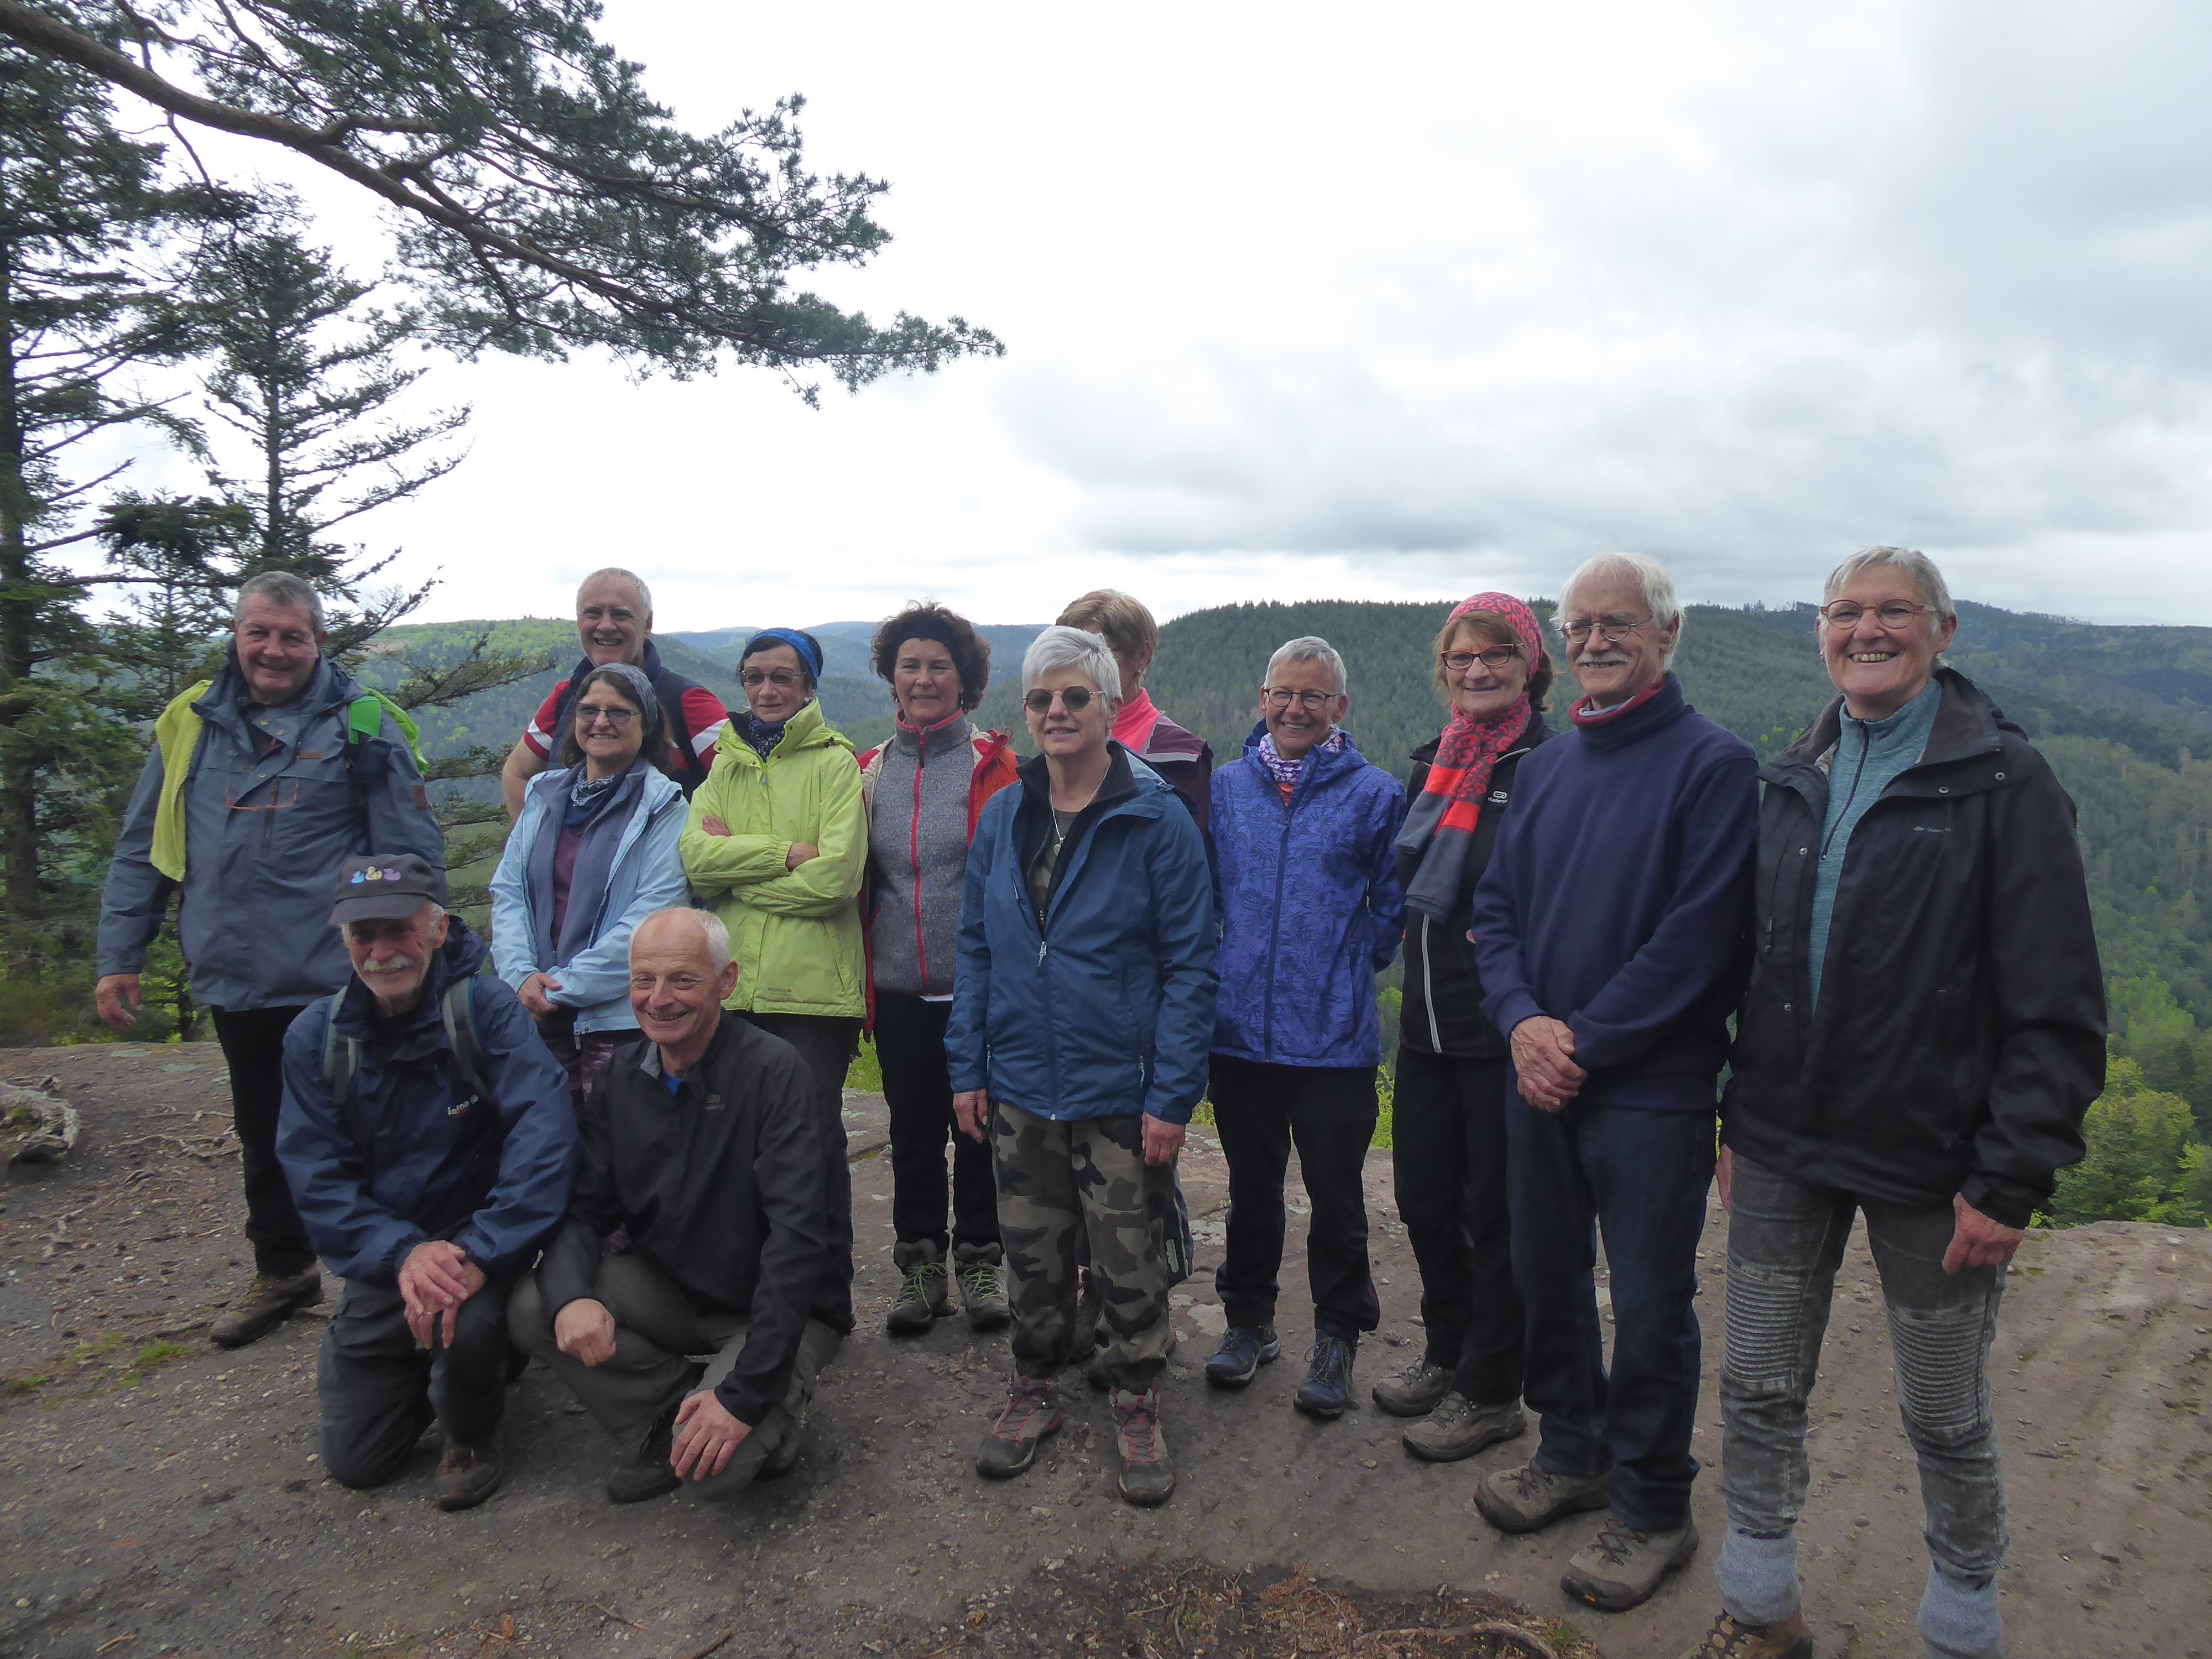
[{"x1": 1467, "y1": 674, "x2": 1759, "y2": 1110}]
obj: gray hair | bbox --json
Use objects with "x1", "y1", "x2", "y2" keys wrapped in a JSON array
[
  {"x1": 1822, "y1": 546, "x2": 1957, "y2": 626},
  {"x1": 234, "y1": 571, "x2": 325, "y2": 634},
  {"x1": 1264, "y1": 635, "x2": 1347, "y2": 696},
  {"x1": 1557, "y1": 552, "x2": 1683, "y2": 665},
  {"x1": 580, "y1": 567, "x2": 653, "y2": 618},
  {"x1": 1021, "y1": 625, "x2": 1122, "y2": 701},
  {"x1": 630, "y1": 906, "x2": 731, "y2": 975}
]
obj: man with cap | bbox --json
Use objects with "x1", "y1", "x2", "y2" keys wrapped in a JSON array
[
  {"x1": 509, "y1": 906, "x2": 851, "y2": 1504},
  {"x1": 96, "y1": 571, "x2": 446, "y2": 1352},
  {"x1": 276, "y1": 854, "x2": 577, "y2": 1511},
  {"x1": 500, "y1": 567, "x2": 730, "y2": 818}
]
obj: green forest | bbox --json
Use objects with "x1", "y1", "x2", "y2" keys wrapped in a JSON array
[{"x1": 33, "y1": 592, "x2": 2212, "y2": 1228}]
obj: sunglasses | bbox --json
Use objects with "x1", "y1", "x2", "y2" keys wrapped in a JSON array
[{"x1": 1023, "y1": 686, "x2": 1097, "y2": 714}]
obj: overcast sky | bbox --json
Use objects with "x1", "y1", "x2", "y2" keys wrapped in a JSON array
[{"x1": 107, "y1": 1, "x2": 2212, "y2": 628}]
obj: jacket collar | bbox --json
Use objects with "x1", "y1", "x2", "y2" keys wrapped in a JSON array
[
  {"x1": 1568, "y1": 672, "x2": 1689, "y2": 752},
  {"x1": 1015, "y1": 739, "x2": 1142, "y2": 815},
  {"x1": 636, "y1": 1006, "x2": 742, "y2": 1089},
  {"x1": 714, "y1": 696, "x2": 843, "y2": 768},
  {"x1": 197, "y1": 653, "x2": 348, "y2": 735},
  {"x1": 1240, "y1": 719, "x2": 1365, "y2": 786},
  {"x1": 893, "y1": 709, "x2": 974, "y2": 760},
  {"x1": 1775, "y1": 666, "x2": 2007, "y2": 778}
]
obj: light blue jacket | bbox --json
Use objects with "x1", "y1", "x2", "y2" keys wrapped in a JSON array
[{"x1": 489, "y1": 764, "x2": 690, "y2": 1034}]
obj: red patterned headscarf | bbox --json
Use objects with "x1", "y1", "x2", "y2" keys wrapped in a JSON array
[{"x1": 1394, "y1": 592, "x2": 1544, "y2": 921}]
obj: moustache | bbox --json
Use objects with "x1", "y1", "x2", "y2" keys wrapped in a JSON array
[
  {"x1": 360, "y1": 954, "x2": 420, "y2": 975},
  {"x1": 1578, "y1": 653, "x2": 1633, "y2": 668}
]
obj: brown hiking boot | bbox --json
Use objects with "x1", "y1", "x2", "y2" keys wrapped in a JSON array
[
  {"x1": 1371, "y1": 1356, "x2": 1452, "y2": 1417},
  {"x1": 1474, "y1": 1456, "x2": 1614, "y2": 1533},
  {"x1": 210, "y1": 1266, "x2": 322, "y2": 1349},
  {"x1": 1402, "y1": 1392, "x2": 1527, "y2": 1463},
  {"x1": 975, "y1": 1371, "x2": 1061, "y2": 1478},
  {"x1": 433, "y1": 1428, "x2": 505, "y2": 1511},
  {"x1": 1562, "y1": 1513, "x2": 1698, "y2": 1611},
  {"x1": 1110, "y1": 1386, "x2": 1175, "y2": 1506},
  {"x1": 606, "y1": 1401, "x2": 683, "y2": 1505},
  {"x1": 1678, "y1": 1609, "x2": 1814, "y2": 1658}
]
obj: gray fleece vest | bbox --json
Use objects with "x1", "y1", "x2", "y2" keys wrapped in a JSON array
[{"x1": 866, "y1": 716, "x2": 979, "y2": 998}]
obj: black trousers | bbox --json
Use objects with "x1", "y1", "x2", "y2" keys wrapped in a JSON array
[
  {"x1": 1390, "y1": 1047, "x2": 1525, "y2": 1406},
  {"x1": 875, "y1": 992, "x2": 999, "y2": 1253},
  {"x1": 210, "y1": 1004, "x2": 317, "y2": 1279},
  {"x1": 320, "y1": 1277, "x2": 514, "y2": 1488},
  {"x1": 1209, "y1": 1054, "x2": 1381, "y2": 1339},
  {"x1": 739, "y1": 1012, "x2": 859, "y2": 1325}
]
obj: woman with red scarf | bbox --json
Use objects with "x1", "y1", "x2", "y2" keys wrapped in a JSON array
[{"x1": 1373, "y1": 592, "x2": 1554, "y2": 1463}]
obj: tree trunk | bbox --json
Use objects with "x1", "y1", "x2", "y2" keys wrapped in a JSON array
[{"x1": 0, "y1": 234, "x2": 43, "y2": 916}]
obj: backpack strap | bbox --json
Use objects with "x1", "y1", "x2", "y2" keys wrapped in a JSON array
[
  {"x1": 319, "y1": 992, "x2": 359, "y2": 1104},
  {"x1": 346, "y1": 691, "x2": 423, "y2": 771},
  {"x1": 441, "y1": 978, "x2": 492, "y2": 1107}
]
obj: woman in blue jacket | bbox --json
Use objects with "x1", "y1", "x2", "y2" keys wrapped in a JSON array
[
  {"x1": 946, "y1": 625, "x2": 1216, "y2": 1509},
  {"x1": 490, "y1": 663, "x2": 692, "y2": 1105},
  {"x1": 1203, "y1": 637, "x2": 1406, "y2": 1421}
]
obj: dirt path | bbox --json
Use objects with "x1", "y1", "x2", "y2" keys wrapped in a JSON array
[{"x1": 2, "y1": 1045, "x2": 2208, "y2": 1658}]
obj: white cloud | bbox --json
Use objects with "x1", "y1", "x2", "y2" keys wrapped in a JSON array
[{"x1": 79, "y1": 0, "x2": 2212, "y2": 625}]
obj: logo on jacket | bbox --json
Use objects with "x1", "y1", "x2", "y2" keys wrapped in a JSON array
[{"x1": 1487, "y1": 790, "x2": 1510, "y2": 804}]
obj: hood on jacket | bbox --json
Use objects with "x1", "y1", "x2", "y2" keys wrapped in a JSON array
[{"x1": 713, "y1": 696, "x2": 852, "y2": 768}]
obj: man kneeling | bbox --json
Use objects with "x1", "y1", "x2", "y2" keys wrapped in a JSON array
[
  {"x1": 278, "y1": 855, "x2": 577, "y2": 1510},
  {"x1": 510, "y1": 907, "x2": 851, "y2": 1503}
]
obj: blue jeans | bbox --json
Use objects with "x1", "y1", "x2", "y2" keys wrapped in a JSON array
[
  {"x1": 1507, "y1": 1096, "x2": 1715, "y2": 1532},
  {"x1": 1714, "y1": 1153, "x2": 2008, "y2": 1653}
]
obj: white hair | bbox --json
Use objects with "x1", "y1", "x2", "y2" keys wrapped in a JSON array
[
  {"x1": 1021, "y1": 625, "x2": 1121, "y2": 700},
  {"x1": 1821, "y1": 546, "x2": 1957, "y2": 625},
  {"x1": 1557, "y1": 552, "x2": 1683, "y2": 665},
  {"x1": 234, "y1": 570, "x2": 325, "y2": 634},
  {"x1": 579, "y1": 566, "x2": 653, "y2": 618},
  {"x1": 631, "y1": 906, "x2": 731, "y2": 974},
  {"x1": 1264, "y1": 635, "x2": 1347, "y2": 695}
]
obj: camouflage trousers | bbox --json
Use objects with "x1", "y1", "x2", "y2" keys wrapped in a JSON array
[{"x1": 991, "y1": 1102, "x2": 1175, "y2": 1390}]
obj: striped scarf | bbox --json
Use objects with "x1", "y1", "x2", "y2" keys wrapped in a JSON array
[{"x1": 1394, "y1": 592, "x2": 1545, "y2": 922}]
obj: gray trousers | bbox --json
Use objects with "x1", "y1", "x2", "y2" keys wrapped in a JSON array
[
  {"x1": 1714, "y1": 1153, "x2": 2008, "y2": 1653},
  {"x1": 510, "y1": 1254, "x2": 841, "y2": 1500}
]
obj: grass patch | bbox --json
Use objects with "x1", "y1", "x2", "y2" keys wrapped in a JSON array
[
  {"x1": 133, "y1": 1339, "x2": 193, "y2": 1369},
  {"x1": 3, "y1": 1375, "x2": 46, "y2": 1396}
]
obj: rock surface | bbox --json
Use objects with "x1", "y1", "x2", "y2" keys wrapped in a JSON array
[{"x1": 1, "y1": 1042, "x2": 2208, "y2": 1657}]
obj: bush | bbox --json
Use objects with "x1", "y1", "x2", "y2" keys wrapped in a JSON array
[{"x1": 2044, "y1": 1058, "x2": 2207, "y2": 1225}]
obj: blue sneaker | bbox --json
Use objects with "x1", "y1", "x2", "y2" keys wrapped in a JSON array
[
  {"x1": 1294, "y1": 1333, "x2": 1356, "y2": 1420},
  {"x1": 1203, "y1": 1324, "x2": 1281, "y2": 1389}
]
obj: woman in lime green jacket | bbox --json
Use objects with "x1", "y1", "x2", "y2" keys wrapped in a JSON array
[{"x1": 681, "y1": 628, "x2": 867, "y2": 1320}]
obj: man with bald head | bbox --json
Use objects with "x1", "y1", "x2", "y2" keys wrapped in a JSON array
[
  {"x1": 510, "y1": 907, "x2": 852, "y2": 1503},
  {"x1": 500, "y1": 568, "x2": 730, "y2": 818}
]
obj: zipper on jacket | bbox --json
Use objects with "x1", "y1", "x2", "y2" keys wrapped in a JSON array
[
  {"x1": 1421, "y1": 915, "x2": 1442, "y2": 1051},
  {"x1": 1261, "y1": 771, "x2": 1298, "y2": 1060},
  {"x1": 910, "y1": 750, "x2": 930, "y2": 992}
]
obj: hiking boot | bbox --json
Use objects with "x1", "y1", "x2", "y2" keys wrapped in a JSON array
[
  {"x1": 1371, "y1": 1355, "x2": 1452, "y2": 1417},
  {"x1": 1110, "y1": 1386, "x2": 1175, "y2": 1506},
  {"x1": 1402, "y1": 1392, "x2": 1527, "y2": 1463},
  {"x1": 760, "y1": 1416, "x2": 805, "y2": 1480},
  {"x1": 1677, "y1": 1609, "x2": 1814, "y2": 1658},
  {"x1": 1563, "y1": 1514, "x2": 1699, "y2": 1612},
  {"x1": 1072, "y1": 1265, "x2": 1104, "y2": 1358},
  {"x1": 886, "y1": 1240, "x2": 951, "y2": 1335},
  {"x1": 953, "y1": 1241, "x2": 1011, "y2": 1332},
  {"x1": 975, "y1": 1372, "x2": 1061, "y2": 1478},
  {"x1": 433, "y1": 1427, "x2": 505, "y2": 1511},
  {"x1": 1204, "y1": 1324, "x2": 1281, "y2": 1389},
  {"x1": 210, "y1": 1266, "x2": 322, "y2": 1349},
  {"x1": 1293, "y1": 1333, "x2": 1356, "y2": 1420},
  {"x1": 606, "y1": 1401, "x2": 683, "y2": 1504},
  {"x1": 1475, "y1": 1457, "x2": 1615, "y2": 1533}
]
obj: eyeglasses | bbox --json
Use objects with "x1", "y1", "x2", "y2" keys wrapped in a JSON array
[
  {"x1": 1438, "y1": 646, "x2": 1522, "y2": 673},
  {"x1": 1024, "y1": 686, "x2": 1096, "y2": 713},
  {"x1": 1262, "y1": 687, "x2": 1337, "y2": 711},
  {"x1": 575, "y1": 706, "x2": 637, "y2": 728},
  {"x1": 1818, "y1": 599, "x2": 1934, "y2": 630},
  {"x1": 739, "y1": 669, "x2": 803, "y2": 688},
  {"x1": 1561, "y1": 615, "x2": 1651, "y2": 645}
]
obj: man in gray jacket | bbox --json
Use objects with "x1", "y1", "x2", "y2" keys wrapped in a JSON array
[{"x1": 96, "y1": 572, "x2": 445, "y2": 1350}]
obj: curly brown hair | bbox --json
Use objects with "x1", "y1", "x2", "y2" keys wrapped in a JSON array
[
  {"x1": 1431, "y1": 610, "x2": 1554, "y2": 713},
  {"x1": 870, "y1": 603, "x2": 992, "y2": 713}
]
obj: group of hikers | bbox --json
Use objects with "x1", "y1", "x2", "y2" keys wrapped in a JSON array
[{"x1": 91, "y1": 548, "x2": 2105, "y2": 1659}]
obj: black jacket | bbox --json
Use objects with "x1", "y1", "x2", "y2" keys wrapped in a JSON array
[
  {"x1": 1399, "y1": 710, "x2": 1552, "y2": 1059},
  {"x1": 535, "y1": 1015, "x2": 852, "y2": 1426},
  {"x1": 1721, "y1": 669, "x2": 2105, "y2": 1227}
]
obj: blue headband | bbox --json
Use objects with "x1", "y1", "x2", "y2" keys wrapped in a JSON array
[{"x1": 742, "y1": 628, "x2": 822, "y2": 682}]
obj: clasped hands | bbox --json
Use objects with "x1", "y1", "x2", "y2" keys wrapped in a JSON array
[
  {"x1": 951, "y1": 1091, "x2": 1185, "y2": 1165},
  {"x1": 397, "y1": 1240, "x2": 486, "y2": 1348},
  {"x1": 1510, "y1": 1015, "x2": 1585, "y2": 1112},
  {"x1": 552, "y1": 1296, "x2": 748, "y2": 1480}
]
